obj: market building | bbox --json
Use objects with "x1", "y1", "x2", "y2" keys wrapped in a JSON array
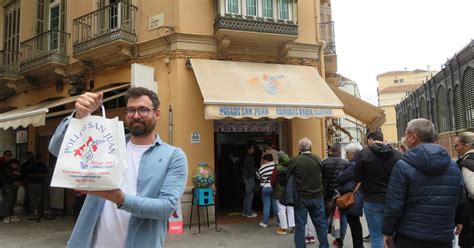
[
  {"x1": 396, "y1": 40, "x2": 474, "y2": 158},
  {"x1": 0, "y1": 0, "x2": 384, "y2": 221}
]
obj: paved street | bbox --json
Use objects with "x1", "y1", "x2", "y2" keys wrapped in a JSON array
[{"x1": 0, "y1": 208, "x2": 370, "y2": 248}]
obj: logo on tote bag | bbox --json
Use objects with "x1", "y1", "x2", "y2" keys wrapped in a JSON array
[{"x1": 62, "y1": 121, "x2": 118, "y2": 169}]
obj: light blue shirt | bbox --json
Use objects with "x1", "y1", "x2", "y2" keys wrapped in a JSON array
[{"x1": 48, "y1": 116, "x2": 188, "y2": 248}]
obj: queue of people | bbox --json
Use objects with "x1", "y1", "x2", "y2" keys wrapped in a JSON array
[
  {"x1": 0, "y1": 150, "x2": 49, "y2": 224},
  {"x1": 243, "y1": 118, "x2": 473, "y2": 248}
]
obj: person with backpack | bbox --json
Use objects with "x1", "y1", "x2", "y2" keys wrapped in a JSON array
[
  {"x1": 271, "y1": 152, "x2": 295, "y2": 234},
  {"x1": 256, "y1": 154, "x2": 277, "y2": 228}
]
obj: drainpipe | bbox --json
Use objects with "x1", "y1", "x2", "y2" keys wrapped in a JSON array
[
  {"x1": 168, "y1": 105, "x2": 173, "y2": 145},
  {"x1": 314, "y1": 0, "x2": 326, "y2": 80}
]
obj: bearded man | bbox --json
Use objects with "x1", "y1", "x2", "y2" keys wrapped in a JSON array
[{"x1": 49, "y1": 87, "x2": 188, "y2": 248}]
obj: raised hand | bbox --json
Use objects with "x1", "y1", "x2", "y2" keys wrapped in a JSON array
[{"x1": 74, "y1": 92, "x2": 103, "y2": 118}]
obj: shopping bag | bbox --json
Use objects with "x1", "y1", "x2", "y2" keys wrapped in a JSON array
[
  {"x1": 50, "y1": 105, "x2": 128, "y2": 191},
  {"x1": 331, "y1": 207, "x2": 341, "y2": 239},
  {"x1": 168, "y1": 200, "x2": 184, "y2": 235}
]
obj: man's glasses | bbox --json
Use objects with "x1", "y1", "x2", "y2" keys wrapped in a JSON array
[{"x1": 124, "y1": 107, "x2": 156, "y2": 117}]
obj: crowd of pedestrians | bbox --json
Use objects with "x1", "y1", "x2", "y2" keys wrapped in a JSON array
[
  {"x1": 243, "y1": 118, "x2": 474, "y2": 248},
  {"x1": 0, "y1": 150, "x2": 49, "y2": 224}
]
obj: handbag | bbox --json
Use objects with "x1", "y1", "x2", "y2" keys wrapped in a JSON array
[{"x1": 335, "y1": 182, "x2": 361, "y2": 209}]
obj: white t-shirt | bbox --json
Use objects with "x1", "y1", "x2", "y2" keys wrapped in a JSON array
[{"x1": 92, "y1": 142, "x2": 152, "y2": 248}]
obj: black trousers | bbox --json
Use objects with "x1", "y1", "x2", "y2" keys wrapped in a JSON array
[
  {"x1": 395, "y1": 234, "x2": 451, "y2": 248},
  {"x1": 459, "y1": 199, "x2": 474, "y2": 247},
  {"x1": 346, "y1": 215, "x2": 364, "y2": 248}
]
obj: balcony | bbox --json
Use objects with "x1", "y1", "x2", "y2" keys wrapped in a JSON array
[
  {"x1": 19, "y1": 30, "x2": 70, "y2": 82},
  {"x1": 214, "y1": 15, "x2": 298, "y2": 46},
  {"x1": 0, "y1": 50, "x2": 20, "y2": 80},
  {"x1": 319, "y1": 21, "x2": 336, "y2": 55},
  {"x1": 73, "y1": 1, "x2": 137, "y2": 66}
]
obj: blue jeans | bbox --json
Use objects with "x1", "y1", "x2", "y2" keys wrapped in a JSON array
[
  {"x1": 243, "y1": 177, "x2": 255, "y2": 216},
  {"x1": 261, "y1": 187, "x2": 276, "y2": 224},
  {"x1": 364, "y1": 201, "x2": 385, "y2": 248},
  {"x1": 294, "y1": 196, "x2": 329, "y2": 248}
]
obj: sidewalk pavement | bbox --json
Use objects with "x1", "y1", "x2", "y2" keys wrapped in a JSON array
[{"x1": 0, "y1": 210, "x2": 369, "y2": 248}]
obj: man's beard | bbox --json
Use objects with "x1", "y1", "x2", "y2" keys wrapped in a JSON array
[{"x1": 128, "y1": 120, "x2": 155, "y2": 137}]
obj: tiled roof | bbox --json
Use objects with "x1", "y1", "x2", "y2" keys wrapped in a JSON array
[{"x1": 379, "y1": 84, "x2": 421, "y2": 94}]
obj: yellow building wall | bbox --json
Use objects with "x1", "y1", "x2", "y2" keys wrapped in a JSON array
[
  {"x1": 380, "y1": 106, "x2": 398, "y2": 142},
  {"x1": 295, "y1": 0, "x2": 317, "y2": 45},
  {"x1": 174, "y1": 58, "x2": 215, "y2": 188},
  {"x1": 290, "y1": 118, "x2": 325, "y2": 158}
]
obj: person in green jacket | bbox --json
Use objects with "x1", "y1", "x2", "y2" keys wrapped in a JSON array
[{"x1": 272, "y1": 152, "x2": 295, "y2": 234}]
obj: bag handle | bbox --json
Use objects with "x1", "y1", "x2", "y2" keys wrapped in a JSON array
[
  {"x1": 70, "y1": 102, "x2": 106, "y2": 118},
  {"x1": 352, "y1": 182, "x2": 361, "y2": 193}
]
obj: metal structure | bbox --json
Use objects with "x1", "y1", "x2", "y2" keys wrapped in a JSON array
[
  {"x1": 396, "y1": 41, "x2": 474, "y2": 139},
  {"x1": 319, "y1": 21, "x2": 336, "y2": 55},
  {"x1": 73, "y1": 1, "x2": 137, "y2": 54}
]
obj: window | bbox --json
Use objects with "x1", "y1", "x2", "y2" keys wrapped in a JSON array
[
  {"x1": 3, "y1": 1, "x2": 20, "y2": 65},
  {"x1": 399, "y1": 79, "x2": 404, "y2": 83},
  {"x1": 226, "y1": 0, "x2": 239, "y2": 14},
  {"x1": 394, "y1": 79, "x2": 399, "y2": 83},
  {"x1": 246, "y1": 0, "x2": 257, "y2": 16},
  {"x1": 278, "y1": 0, "x2": 289, "y2": 20},
  {"x1": 262, "y1": 0, "x2": 273, "y2": 18}
]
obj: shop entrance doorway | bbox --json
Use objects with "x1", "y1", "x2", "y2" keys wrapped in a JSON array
[{"x1": 214, "y1": 121, "x2": 286, "y2": 215}]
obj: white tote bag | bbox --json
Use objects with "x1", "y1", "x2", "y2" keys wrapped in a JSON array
[{"x1": 51, "y1": 105, "x2": 128, "y2": 191}]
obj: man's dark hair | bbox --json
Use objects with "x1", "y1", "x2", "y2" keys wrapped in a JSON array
[
  {"x1": 125, "y1": 87, "x2": 160, "y2": 109},
  {"x1": 329, "y1": 143, "x2": 341, "y2": 156},
  {"x1": 265, "y1": 140, "x2": 273, "y2": 147},
  {"x1": 262, "y1": 154, "x2": 273, "y2": 162},
  {"x1": 3, "y1": 150, "x2": 12, "y2": 156},
  {"x1": 367, "y1": 131, "x2": 384, "y2": 142}
]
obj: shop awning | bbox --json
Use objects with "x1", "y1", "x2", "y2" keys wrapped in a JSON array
[
  {"x1": 190, "y1": 59, "x2": 345, "y2": 119},
  {"x1": 328, "y1": 84, "x2": 386, "y2": 131},
  {"x1": 0, "y1": 83, "x2": 130, "y2": 130}
]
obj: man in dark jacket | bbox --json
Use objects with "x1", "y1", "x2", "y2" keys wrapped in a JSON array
[
  {"x1": 289, "y1": 137, "x2": 328, "y2": 248},
  {"x1": 354, "y1": 130, "x2": 401, "y2": 248},
  {"x1": 242, "y1": 144, "x2": 258, "y2": 218},
  {"x1": 322, "y1": 143, "x2": 348, "y2": 206},
  {"x1": 383, "y1": 118, "x2": 464, "y2": 248}
]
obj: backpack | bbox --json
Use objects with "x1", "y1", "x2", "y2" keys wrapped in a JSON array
[{"x1": 270, "y1": 167, "x2": 279, "y2": 188}]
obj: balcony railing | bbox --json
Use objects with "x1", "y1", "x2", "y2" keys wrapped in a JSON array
[
  {"x1": 19, "y1": 30, "x2": 70, "y2": 71},
  {"x1": 215, "y1": 14, "x2": 298, "y2": 36},
  {"x1": 0, "y1": 50, "x2": 20, "y2": 77},
  {"x1": 73, "y1": 1, "x2": 137, "y2": 54},
  {"x1": 319, "y1": 21, "x2": 336, "y2": 55}
]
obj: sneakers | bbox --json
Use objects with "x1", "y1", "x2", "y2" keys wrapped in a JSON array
[
  {"x1": 259, "y1": 222, "x2": 268, "y2": 228},
  {"x1": 244, "y1": 213, "x2": 257, "y2": 218},
  {"x1": 305, "y1": 236, "x2": 316, "y2": 244},
  {"x1": 276, "y1": 227, "x2": 287, "y2": 235},
  {"x1": 3, "y1": 217, "x2": 11, "y2": 224},
  {"x1": 363, "y1": 235, "x2": 370, "y2": 242},
  {"x1": 10, "y1": 216, "x2": 20, "y2": 222}
]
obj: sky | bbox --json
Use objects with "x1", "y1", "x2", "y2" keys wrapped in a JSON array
[{"x1": 331, "y1": 0, "x2": 474, "y2": 105}]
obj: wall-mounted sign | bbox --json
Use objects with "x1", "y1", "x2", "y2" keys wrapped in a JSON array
[
  {"x1": 16, "y1": 130, "x2": 27, "y2": 144},
  {"x1": 149, "y1": 13, "x2": 164, "y2": 30},
  {"x1": 191, "y1": 132, "x2": 200, "y2": 144}
]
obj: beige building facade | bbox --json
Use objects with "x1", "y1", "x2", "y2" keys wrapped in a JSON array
[
  {"x1": 377, "y1": 69, "x2": 436, "y2": 142},
  {"x1": 0, "y1": 0, "x2": 384, "y2": 220}
]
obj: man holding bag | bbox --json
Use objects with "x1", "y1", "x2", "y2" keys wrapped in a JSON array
[{"x1": 49, "y1": 87, "x2": 188, "y2": 248}]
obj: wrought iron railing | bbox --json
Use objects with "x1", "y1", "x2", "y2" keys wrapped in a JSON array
[
  {"x1": 0, "y1": 49, "x2": 20, "y2": 75},
  {"x1": 214, "y1": 15, "x2": 298, "y2": 36},
  {"x1": 73, "y1": 1, "x2": 137, "y2": 54},
  {"x1": 319, "y1": 21, "x2": 336, "y2": 55},
  {"x1": 19, "y1": 30, "x2": 70, "y2": 71}
]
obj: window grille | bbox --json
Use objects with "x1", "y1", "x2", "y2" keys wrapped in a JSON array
[
  {"x1": 447, "y1": 89, "x2": 454, "y2": 130},
  {"x1": 455, "y1": 85, "x2": 465, "y2": 129},
  {"x1": 419, "y1": 97, "x2": 427, "y2": 119},
  {"x1": 436, "y1": 86, "x2": 449, "y2": 133},
  {"x1": 463, "y1": 68, "x2": 474, "y2": 128}
]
